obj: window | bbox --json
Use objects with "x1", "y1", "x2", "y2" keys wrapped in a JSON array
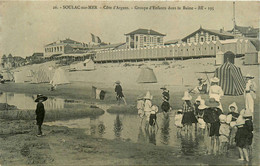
[
  {"x1": 144, "y1": 36, "x2": 146, "y2": 42},
  {"x1": 187, "y1": 49, "x2": 188, "y2": 51},
  {"x1": 205, "y1": 48, "x2": 206, "y2": 50},
  {"x1": 211, "y1": 36, "x2": 215, "y2": 41},
  {"x1": 217, "y1": 46, "x2": 220, "y2": 49},
  {"x1": 200, "y1": 36, "x2": 204, "y2": 42},
  {"x1": 157, "y1": 37, "x2": 160, "y2": 43},
  {"x1": 126, "y1": 37, "x2": 129, "y2": 42},
  {"x1": 211, "y1": 47, "x2": 213, "y2": 50},
  {"x1": 84, "y1": 63, "x2": 86, "y2": 66},
  {"x1": 136, "y1": 36, "x2": 138, "y2": 42},
  {"x1": 60, "y1": 46, "x2": 62, "y2": 51},
  {"x1": 57, "y1": 47, "x2": 59, "y2": 51}
]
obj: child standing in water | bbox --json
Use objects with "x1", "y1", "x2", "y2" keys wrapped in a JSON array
[
  {"x1": 143, "y1": 91, "x2": 153, "y2": 130},
  {"x1": 35, "y1": 94, "x2": 48, "y2": 137},
  {"x1": 174, "y1": 109, "x2": 183, "y2": 136},
  {"x1": 197, "y1": 99, "x2": 207, "y2": 134},
  {"x1": 219, "y1": 114, "x2": 230, "y2": 154},
  {"x1": 181, "y1": 91, "x2": 198, "y2": 133},
  {"x1": 227, "y1": 102, "x2": 239, "y2": 146},
  {"x1": 137, "y1": 95, "x2": 144, "y2": 119}
]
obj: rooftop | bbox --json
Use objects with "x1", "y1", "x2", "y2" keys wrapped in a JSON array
[{"x1": 125, "y1": 28, "x2": 166, "y2": 36}]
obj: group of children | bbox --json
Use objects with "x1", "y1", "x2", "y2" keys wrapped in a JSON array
[{"x1": 136, "y1": 75, "x2": 255, "y2": 162}]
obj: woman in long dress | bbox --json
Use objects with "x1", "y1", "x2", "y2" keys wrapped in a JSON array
[{"x1": 244, "y1": 74, "x2": 256, "y2": 118}]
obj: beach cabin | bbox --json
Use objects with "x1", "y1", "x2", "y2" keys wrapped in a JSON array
[
  {"x1": 215, "y1": 40, "x2": 223, "y2": 53},
  {"x1": 207, "y1": 41, "x2": 215, "y2": 56},
  {"x1": 189, "y1": 43, "x2": 196, "y2": 56},
  {"x1": 182, "y1": 43, "x2": 189, "y2": 57},
  {"x1": 220, "y1": 39, "x2": 238, "y2": 55},
  {"x1": 70, "y1": 59, "x2": 95, "y2": 71},
  {"x1": 195, "y1": 42, "x2": 202, "y2": 56}
]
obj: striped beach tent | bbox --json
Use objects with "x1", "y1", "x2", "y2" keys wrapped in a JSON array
[{"x1": 215, "y1": 62, "x2": 246, "y2": 96}]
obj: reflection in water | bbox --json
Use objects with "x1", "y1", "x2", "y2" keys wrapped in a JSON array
[
  {"x1": 148, "y1": 129, "x2": 157, "y2": 145},
  {"x1": 0, "y1": 92, "x2": 65, "y2": 110},
  {"x1": 160, "y1": 114, "x2": 170, "y2": 145},
  {"x1": 114, "y1": 114, "x2": 123, "y2": 138},
  {"x1": 180, "y1": 131, "x2": 199, "y2": 156},
  {"x1": 98, "y1": 122, "x2": 105, "y2": 137}
]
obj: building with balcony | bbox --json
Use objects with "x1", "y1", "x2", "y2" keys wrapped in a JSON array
[{"x1": 124, "y1": 28, "x2": 165, "y2": 49}]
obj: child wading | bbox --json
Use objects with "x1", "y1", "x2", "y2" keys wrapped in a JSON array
[
  {"x1": 149, "y1": 105, "x2": 159, "y2": 131},
  {"x1": 143, "y1": 91, "x2": 153, "y2": 129},
  {"x1": 174, "y1": 109, "x2": 183, "y2": 137},
  {"x1": 161, "y1": 95, "x2": 171, "y2": 117},
  {"x1": 203, "y1": 97, "x2": 222, "y2": 155},
  {"x1": 219, "y1": 114, "x2": 230, "y2": 154},
  {"x1": 235, "y1": 109, "x2": 253, "y2": 162},
  {"x1": 227, "y1": 102, "x2": 239, "y2": 146},
  {"x1": 181, "y1": 91, "x2": 198, "y2": 133},
  {"x1": 137, "y1": 95, "x2": 145, "y2": 124},
  {"x1": 35, "y1": 94, "x2": 48, "y2": 137},
  {"x1": 114, "y1": 80, "x2": 127, "y2": 105},
  {"x1": 197, "y1": 99, "x2": 207, "y2": 134}
]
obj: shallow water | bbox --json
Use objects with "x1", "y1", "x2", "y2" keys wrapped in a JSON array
[{"x1": 1, "y1": 92, "x2": 258, "y2": 163}]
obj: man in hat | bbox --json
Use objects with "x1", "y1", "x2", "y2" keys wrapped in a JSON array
[
  {"x1": 244, "y1": 74, "x2": 256, "y2": 117},
  {"x1": 35, "y1": 94, "x2": 48, "y2": 137},
  {"x1": 203, "y1": 97, "x2": 222, "y2": 155},
  {"x1": 160, "y1": 86, "x2": 170, "y2": 101},
  {"x1": 209, "y1": 77, "x2": 224, "y2": 111},
  {"x1": 114, "y1": 81, "x2": 127, "y2": 105}
]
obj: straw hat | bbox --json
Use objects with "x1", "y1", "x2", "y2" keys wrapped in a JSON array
[
  {"x1": 245, "y1": 74, "x2": 254, "y2": 79},
  {"x1": 205, "y1": 98, "x2": 219, "y2": 107},
  {"x1": 115, "y1": 80, "x2": 121, "y2": 84},
  {"x1": 137, "y1": 94, "x2": 143, "y2": 100},
  {"x1": 243, "y1": 109, "x2": 253, "y2": 118},
  {"x1": 35, "y1": 94, "x2": 48, "y2": 102},
  {"x1": 177, "y1": 109, "x2": 183, "y2": 113},
  {"x1": 144, "y1": 91, "x2": 153, "y2": 100},
  {"x1": 219, "y1": 114, "x2": 227, "y2": 123},
  {"x1": 228, "y1": 102, "x2": 238, "y2": 113},
  {"x1": 160, "y1": 86, "x2": 167, "y2": 90},
  {"x1": 195, "y1": 96, "x2": 202, "y2": 102},
  {"x1": 182, "y1": 91, "x2": 192, "y2": 100},
  {"x1": 210, "y1": 77, "x2": 220, "y2": 83},
  {"x1": 198, "y1": 99, "x2": 207, "y2": 109}
]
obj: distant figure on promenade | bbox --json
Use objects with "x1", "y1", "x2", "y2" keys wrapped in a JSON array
[
  {"x1": 114, "y1": 81, "x2": 127, "y2": 105},
  {"x1": 35, "y1": 94, "x2": 48, "y2": 137},
  {"x1": 209, "y1": 77, "x2": 224, "y2": 111},
  {"x1": 244, "y1": 74, "x2": 256, "y2": 117}
]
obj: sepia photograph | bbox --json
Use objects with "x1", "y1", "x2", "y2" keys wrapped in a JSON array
[{"x1": 0, "y1": 0, "x2": 259, "y2": 165}]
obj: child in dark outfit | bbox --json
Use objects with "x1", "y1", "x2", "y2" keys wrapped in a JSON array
[
  {"x1": 203, "y1": 98, "x2": 222, "y2": 155},
  {"x1": 114, "y1": 81, "x2": 127, "y2": 105},
  {"x1": 161, "y1": 96, "x2": 170, "y2": 117},
  {"x1": 35, "y1": 94, "x2": 48, "y2": 137}
]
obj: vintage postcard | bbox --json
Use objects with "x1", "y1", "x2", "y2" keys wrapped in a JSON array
[{"x1": 0, "y1": 1, "x2": 259, "y2": 165}]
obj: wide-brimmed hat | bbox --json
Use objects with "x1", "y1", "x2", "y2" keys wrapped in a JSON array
[
  {"x1": 228, "y1": 102, "x2": 238, "y2": 113},
  {"x1": 198, "y1": 99, "x2": 207, "y2": 109},
  {"x1": 205, "y1": 98, "x2": 219, "y2": 107},
  {"x1": 182, "y1": 91, "x2": 192, "y2": 100},
  {"x1": 245, "y1": 74, "x2": 254, "y2": 79},
  {"x1": 160, "y1": 86, "x2": 167, "y2": 90},
  {"x1": 177, "y1": 109, "x2": 183, "y2": 113},
  {"x1": 115, "y1": 80, "x2": 121, "y2": 84},
  {"x1": 210, "y1": 77, "x2": 220, "y2": 83},
  {"x1": 137, "y1": 94, "x2": 143, "y2": 100},
  {"x1": 243, "y1": 109, "x2": 253, "y2": 118},
  {"x1": 35, "y1": 94, "x2": 48, "y2": 102},
  {"x1": 198, "y1": 77, "x2": 203, "y2": 80},
  {"x1": 144, "y1": 91, "x2": 153, "y2": 100},
  {"x1": 219, "y1": 114, "x2": 227, "y2": 123},
  {"x1": 195, "y1": 96, "x2": 202, "y2": 102}
]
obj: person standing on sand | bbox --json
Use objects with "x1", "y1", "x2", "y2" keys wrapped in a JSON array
[
  {"x1": 114, "y1": 81, "x2": 127, "y2": 105},
  {"x1": 244, "y1": 74, "x2": 256, "y2": 118},
  {"x1": 209, "y1": 77, "x2": 224, "y2": 111},
  {"x1": 35, "y1": 94, "x2": 48, "y2": 137}
]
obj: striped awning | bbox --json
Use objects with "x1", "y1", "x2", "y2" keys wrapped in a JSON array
[{"x1": 215, "y1": 62, "x2": 246, "y2": 96}]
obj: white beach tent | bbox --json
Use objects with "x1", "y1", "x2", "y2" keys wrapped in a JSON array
[
  {"x1": 70, "y1": 59, "x2": 95, "y2": 71},
  {"x1": 50, "y1": 67, "x2": 70, "y2": 85}
]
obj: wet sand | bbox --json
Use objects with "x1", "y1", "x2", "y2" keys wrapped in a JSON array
[{"x1": 0, "y1": 119, "x2": 257, "y2": 166}]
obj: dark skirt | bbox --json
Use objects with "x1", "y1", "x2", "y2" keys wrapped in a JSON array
[
  {"x1": 182, "y1": 111, "x2": 198, "y2": 125},
  {"x1": 235, "y1": 127, "x2": 249, "y2": 148},
  {"x1": 36, "y1": 116, "x2": 44, "y2": 125},
  {"x1": 149, "y1": 114, "x2": 157, "y2": 126}
]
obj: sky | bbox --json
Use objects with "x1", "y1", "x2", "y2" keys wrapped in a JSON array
[{"x1": 0, "y1": 1, "x2": 259, "y2": 58}]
